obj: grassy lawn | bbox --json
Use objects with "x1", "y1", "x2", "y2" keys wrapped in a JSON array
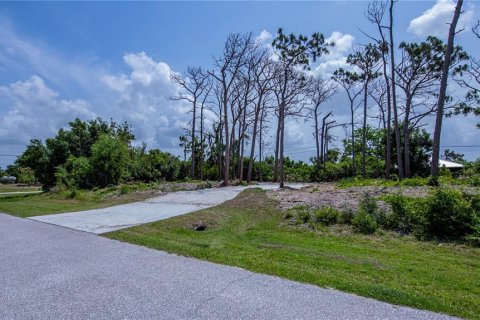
[
  {"x1": 0, "y1": 184, "x2": 41, "y2": 193},
  {"x1": 106, "y1": 188, "x2": 480, "y2": 319},
  {"x1": 0, "y1": 181, "x2": 215, "y2": 218},
  {"x1": 0, "y1": 191, "x2": 152, "y2": 218}
]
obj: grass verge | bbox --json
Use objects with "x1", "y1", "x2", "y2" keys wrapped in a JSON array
[
  {"x1": 105, "y1": 188, "x2": 480, "y2": 319},
  {"x1": 0, "y1": 185, "x2": 41, "y2": 193},
  {"x1": 0, "y1": 181, "x2": 213, "y2": 218}
]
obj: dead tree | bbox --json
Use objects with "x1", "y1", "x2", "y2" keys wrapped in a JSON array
[
  {"x1": 247, "y1": 48, "x2": 275, "y2": 182},
  {"x1": 306, "y1": 77, "x2": 337, "y2": 172},
  {"x1": 347, "y1": 44, "x2": 382, "y2": 178},
  {"x1": 432, "y1": 0, "x2": 463, "y2": 176},
  {"x1": 209, "y1": 33, "x2": 253, "y2": 185},
  {"x1": 332, "y1": 68, "x2": 363, "y2": 175},
  {"x1": 272, "y1": 28, "x2": 333, "y2": 188},
  {"x1": 171, "y1": 67, "x2": 209, "y2": 179},
  {"x1": 389, "y1": 0, "x2": 405, "y2": 179},
  {"x1": 395, "y1": 37, "x2": 468, "y2": 177},
  {"x1": 366, "y1": 0, "x2": 393, "y2": 178}
]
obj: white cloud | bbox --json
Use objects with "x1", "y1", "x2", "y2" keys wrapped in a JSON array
[
  {"x1": 256, "y1": 30, "x2": 273, "y2": 44},
  {"x1": 285, "y1": 121, "x2": 305, "y2": 145},
  {"x1": 312, "y1": 31, "x2": 355, "y2": 76},
  {"x1": 97, "y1": 52, "x2": 191, "y2": 153},
  {"x1": 325, "y1": 31, "x2": 354, "y2": 59},
  {"x1": 0, "y1": 76, "x2": 95, "y2": 146},
  {"x1": 408, "y1": 0, "x2": 474, "y2": 37},
  {"x1": 0, "y1": 22, "x2": 106, "y2": 97},
  {"x1": 123, "y1": 52, "x2": 172, "y2": 86},
  {"x1": 101, "y1": 74, "x2": 132, "y2": 93}
]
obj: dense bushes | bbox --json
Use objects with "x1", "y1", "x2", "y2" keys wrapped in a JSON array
[
  {"x1": 287, "y1": 205, "x2": 341, "y2": 227},
  {"x1": 384, "y1": 189, "x2": 480, "y2": 244},
  {"x1": 352, "y1": 211, "x2": 378, "y2": 234},
  {"x1": 13, "y1": 118, "x2": 186, "y2": 190},
  {"x1": 313, "y1": 207, "x2": 340, "y2": 225},
  {"x1": 420, "y1": 189, "x2": 478, "y2": 241},
  {"x1": 285, "y1": 189, "x2": 480, "y2": 246}
]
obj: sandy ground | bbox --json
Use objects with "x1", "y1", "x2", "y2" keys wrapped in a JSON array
[{"x1": 267, "y1": 183, "x2": 435, "y2": 212}]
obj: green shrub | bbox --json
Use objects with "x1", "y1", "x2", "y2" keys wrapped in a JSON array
[
  {"x1": 339, "y1": 208, "x2": 355, "y2": 225},
  {"x1": 398, "y1": 177, "x2": 428, "y2": 187},
  {"x1": 297, "y1": 209, "x2": 311, "y2": 224},
  {"x1": 313, "y1": 207, "x2": 340, "y2": 225},
  {"x1": 120, "y1": 185, "x2": 130, "y2": 195},
  {"x1": 67, "y1": 188, "x2": 77, "y2": 199},
  {"x1": 439, "y1": 166, "x2": 453, "y2": 178},
  {"x1": 469, "y1": 194, "x2": 480, "y2": 213},
  {"x1": 420, "y1": 188, "x2": 476, "y2": 241},
  {"x1": 384, "y1": 194, "x2": 421, "y2": 234},
  {"x1": 359, "y1": 192, "x2": 378, "y2": 216},
  {"x1": 352, "y1": 211, "x2": 378, "y2": 234},
  {"x1": 427, "y1": 176, "x2": 439, "y2": 187},
  {"x1": 196, "y1": 181, "x2": 213, "y2": 189},
  {"x1": 289, "y1": 206, "x2": 311, "y2": 224},
  {"x1": 90, "y1": 135, "x2": 129, "y2": 188},
  {"x1": 283, "y1": 211, "x2": 294, "y2": 220},
  {"x1": 468, "y1": 175, "x2": 480, "y2": 187}
]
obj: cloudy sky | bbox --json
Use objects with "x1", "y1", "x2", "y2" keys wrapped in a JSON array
[{"x1": 0, "y1": 0, "x2": 479, "y2": 168}]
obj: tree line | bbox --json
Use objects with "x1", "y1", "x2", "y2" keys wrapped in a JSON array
[
  {"x1": 5, "y1": 0, "x2": 480, "y2": 189},
  {"x1": 171, "y1": 0, "x2": 478, "y2": 185}
]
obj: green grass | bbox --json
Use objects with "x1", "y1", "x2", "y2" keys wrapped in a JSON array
[
  {"x1": 0, "y1": 181, "x2": 215, "y2": 218},
  {"x1": 106, "y1": 188, "x2": 480, "y2": 319},
  {"x1": 0, "y1": 185, "x2": 41, "y2": 193},
  {"x1": 0, "y1": 191, "x2": 152, "y2": 218},
  {"x1": 336, "y1": 176, "x2": 479, "y2": 188}
]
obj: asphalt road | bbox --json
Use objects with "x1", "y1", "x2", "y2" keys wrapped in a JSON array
[
  {"x1": 30, "y1": 183, "x2": 305, "y2": 234},
  {"x1": 0, "y1": 213, "x2": 456, "y2": 320}
]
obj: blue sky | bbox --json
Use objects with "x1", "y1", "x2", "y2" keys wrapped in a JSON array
[{"x1": 1, "y1": 1, "x2": 479, "y2": 168}]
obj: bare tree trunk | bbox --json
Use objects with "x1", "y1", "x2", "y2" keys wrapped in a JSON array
[
  {"x1": 230, "y1": 120, "x2": 237, "y2": 179},
  {"x1": 258, "y1": 106, "x2": 266, "y2": 182},
  {"x1": 350, "y1": 100, "x2": 356, "y2": 176},
  {"x1": 389, "y1": 0, "x2": 404, "y2": 179},
  {"x1": 432, "y1": 0, "x2": 463, "y2": 176},
  {"x1": 279, "y1": 106, "x2": 285, "y2": 188},
  {"x1": 247, "y1": 99, "x2": 262, "y2": 182},
  {"x1": 320, "y1": 118, "x2": 325, "y2": 165},
  {"x1": 191, "y1": 98, "x2": 196, "y2": 179},
  {"x1": 314, "y1": 106, "x2": 320, "y2": 171},
  {"x1": 236, "y1": 113, "x2": 242, "y2": 180},
  {"x1": 239, "y1": 108, "x2": 247, "y2": 182},
  {"x1": 273, "y1": 116, "x2": 281, "y2": 182},
  {"x1": 362, "y1": 84, "x2": 368, "y2": 177},
  {"x1": 222, "y1": 95, "x2": 230, "y2": 185},
  {"x1": 403, "y1": 96, "x2": 412, "y2": 178},
  {"x1": 320, "y1": 112, "x2": 332, "y2": 167},
  {"x1": 381, "y1": 52, "x2": 392, "y2": 178},
  {"x1": 324, "y1": 127, "x2": 330, "y2": 162},
  {"x1": 199, "y1": 101, "x2": 204, "y2": 180}
]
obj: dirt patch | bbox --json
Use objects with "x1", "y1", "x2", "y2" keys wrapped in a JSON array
[{"x1": 267, "y1": 183, "x2": 432, "y2": 212}]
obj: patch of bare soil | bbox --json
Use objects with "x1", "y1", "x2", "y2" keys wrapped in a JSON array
[{"x1": 267, "y1": 183, "x2": 432, "y2": 212}]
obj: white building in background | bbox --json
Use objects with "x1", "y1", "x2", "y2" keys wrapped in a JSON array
[{"x1": 438, "y1": 159, "x2": 464, "y2": 169}]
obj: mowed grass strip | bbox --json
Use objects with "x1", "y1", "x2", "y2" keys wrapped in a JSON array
[
  {"x1": 0, "y1": 190, "x2": 153, "y2": 218},
  {"x1": 106, "y1": 188, "x2": 480, "y2": 319},
  {"x1": 0, "y1": 185, "x2": 41, "y2": 193}
]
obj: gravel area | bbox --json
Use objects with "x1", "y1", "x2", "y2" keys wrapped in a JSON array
[{"x1": 267, "y1": 183, "x2": 433, "y2": 212}]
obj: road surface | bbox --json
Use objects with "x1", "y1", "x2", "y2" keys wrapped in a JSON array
[{"x1": 0, "y1": 213, "x2": 455, "y2": 320}]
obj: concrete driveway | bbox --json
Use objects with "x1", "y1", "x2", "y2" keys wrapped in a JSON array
[
  {"x1": 29, "y1": 183, "x2": 305, "y2": 234},
  {"x1": 0, "y1": 213, "x2": 455, "y2": 320}
]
